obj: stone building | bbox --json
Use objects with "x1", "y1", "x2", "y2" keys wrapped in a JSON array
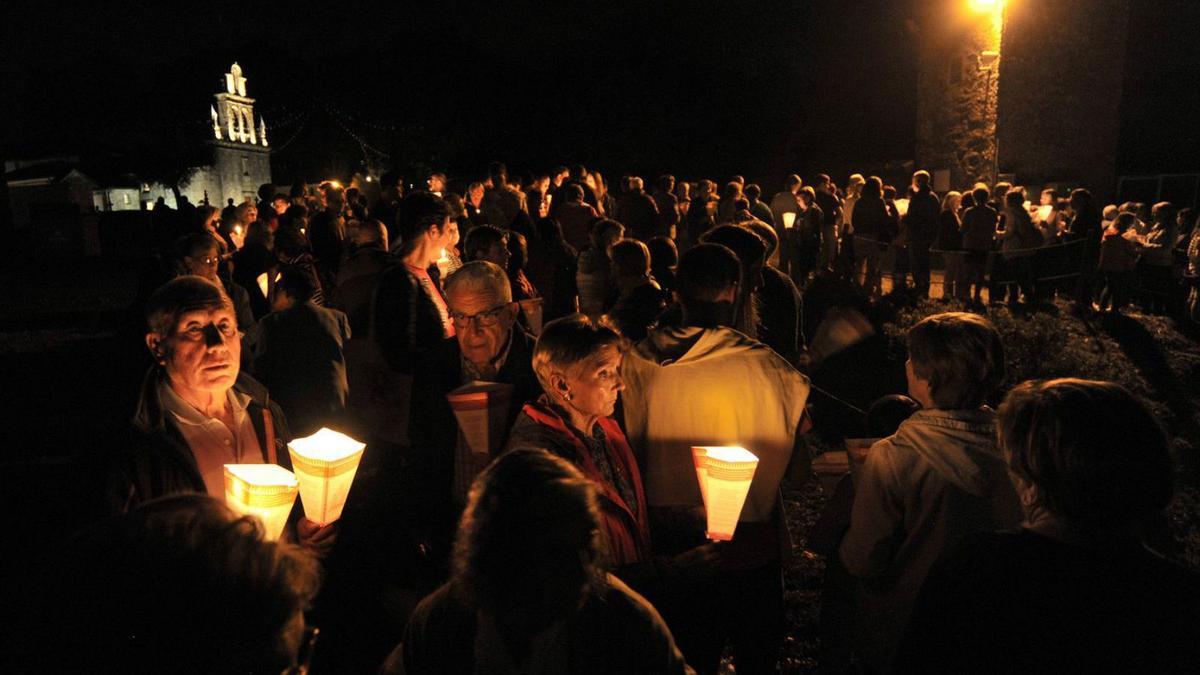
[
  {"x1": 178, "y1": 63, "x2": 273, "y2": 208},
  {"x1": 915, "y1": 0, "x2": 1132, "y2": 200}
]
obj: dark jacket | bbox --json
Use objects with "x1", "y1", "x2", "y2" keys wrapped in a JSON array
[
  {"x1": 107, "y1": 369, "x2": 290, "y2": 513},
  {"x1": 615, "y1": 191, "x2": 661, "y2": 241},
  {"x1": 527, "y1": 238, "x2": 579, "y2": 322},
  {"x1": 960, "y1": 205, "x2": 999, "y2": 252},
  {"x1": 903, "y1": 187, "x2": 941, "y2": 246},
  {"x1": 400, "y1": 576, "x2": 692, "y2": 675},
  {"x1": 332, "y1": 245, "x2": 394, "y2": 337},
  {"x1": 653, "y1": 191, "x2": 679, "y2": 233},
  {"x1": 406, "y1": 330, "x2": 543, "y2": 561},
  {"x1": 231, "y1": 243, "x2": 277, "y2": 320},
  {"x1": 933, "y1": 209, "x2": 963, "y2": 251},
  {"x1": 852, "y1": 194, "x2": 888, "y2": 241},
  {"x1": 309, "y1": 208, "x2": 346, "y2": 278},
  {"x1": 506, "y1": 399, "x2": 650, "y2": 567},
  {"x1": 758, "y1": 265, "x2": 804, "y2": 366},
  {"x1": 372, "y1": 264, "x2": 446, "y2": 374},
  {"x1": 253, "y1": 301, "x2": 352, "y2": 437}
]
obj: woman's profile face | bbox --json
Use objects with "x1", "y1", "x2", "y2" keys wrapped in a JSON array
[{"x1": 563, "y1": 345, "x2": 624, "y2": 420}]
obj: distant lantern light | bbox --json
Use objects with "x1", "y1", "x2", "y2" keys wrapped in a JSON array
[
  {"x1": 692, "y1": 446, "x2": 759, "y2": 541},
  {"x1": 287, "y1": 428, "x2": 366, "y2": 526},
  {"x1": 224, "y1": 463, "x2": 299, "y2": 541},
  {"x1": 969, "y1": 0, "x2": 1001, "y2": 11},
  {"x1": 782, "y1": 212, "x2": 797, "y2": 230}
]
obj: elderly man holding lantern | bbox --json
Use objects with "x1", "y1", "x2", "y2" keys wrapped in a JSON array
[{"x1": 107, "y1": 275, "x2": 335, "y2": 554}]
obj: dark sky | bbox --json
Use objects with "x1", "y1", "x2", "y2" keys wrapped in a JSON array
[{"x1": 3, "y1": 0, "x2": 919, "y2": 187}]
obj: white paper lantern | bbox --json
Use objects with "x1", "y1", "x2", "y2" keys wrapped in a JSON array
[
  {"x1": 287, "y1": 428, "x2": 366, "y2": 526},
  {"x1": 224, "y1": 464, "x2": 299, "y2": 541},
  {"x1": 447, "y1": 381, "x2": 513, "y2": 503},
  {"x1": 692, "y1": 446, "x2": 759, "y2": 541},
  {"x1": 782, "y1": 212, "x2": 797, "y2": 230}
]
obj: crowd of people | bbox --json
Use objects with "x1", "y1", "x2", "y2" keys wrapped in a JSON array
[{"x1": 15, "y1": 163, "x2": 1200, "y2": 673}]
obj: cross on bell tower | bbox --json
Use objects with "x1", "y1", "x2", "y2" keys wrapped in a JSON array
[{"x1": 213, "y1": 62, "x2": 265, "y2": 146}]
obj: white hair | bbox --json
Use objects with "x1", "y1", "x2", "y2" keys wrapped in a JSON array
[{"x1": 444, "y1": 260, "x2": 512, "y2": 303}]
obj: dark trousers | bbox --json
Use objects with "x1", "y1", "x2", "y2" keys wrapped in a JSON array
[
  {"x1": 1097, "y1": 269, "x2": 1134, "y2": 311},
  {"x1": 666, "y1": 565, "x2": 785, "y2": 675},
  {"x1": 908, "y1": 242, "x2": 932, "y2": 297}
]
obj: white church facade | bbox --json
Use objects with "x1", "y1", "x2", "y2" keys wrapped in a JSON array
[{"x1": 177, "y1": 63, "x2": 273, "y2": 208}]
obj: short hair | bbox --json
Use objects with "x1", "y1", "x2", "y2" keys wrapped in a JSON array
[
  {"x1": 566, "y1": 183, "x2": 585, "y2": 202},
  {"x1": 848, "y1": 173, "x2": 866, "y2": 187},
  {"x1": 906, "y1": 312, "x2": 1004, "y2": 409},
  {"x1": 588, "y1": 218, "x2": 625, "y2": 249},
  {"x1": 972, "y1": 186, "x2": 990, "y2": 205},
  {"x1": 352, "y1": 218, "x2": 386, "y2": 247},
  {"x1": 176, "y1": 232, "x2": 218, "y2": 261},
  {"x1": 1005, "y1": 188, "x2": 1026, "y2": 209},
  {"x1": 1102, "y1": 204, "x2": 1119, "y2": 221},
  {"x1": 784, "y1": 174, "x2": 802, "y2": 190},
  {"x1": 657, "y1": 174, "x2": 675, "y2": 192},
  {"x1": 676, "y1": 243, "x2": 741, "y2": 305},
  {"x1": 721, "y1": 181, "x2": 743, "y2": 199},
  {"x1": 49, "y1": 494, "x2": 319, "y2": 672},
  {"x1": 702, "y1": 224, "x2": 767, "y2": 272},
  {"x1": 913, "y1": 170, "x2": 931, "y2": 187},
  {"x1": 744, "y1": 183, "x2": 762, "y2": 200},
  {"x1": 276, "y1": 265, "x2": 316, "y2": 303},
  {"x1": 463, "y1": 225, "x2": 507, "y2": 262},
  {"x1": 397, "y1": 191, "x2": 451, "y2": 255},
  {"x1": 489, "y1": 162, "x2": 508, "y2": 181},
  {"x1": 646, "y1": 235, "x2": 678, "y2": 268},
  {"x1": 145, "y1": 275, "x2": 232, "y2": 337},
  {"x1": 628, "y1": 176, "x2": 644, "y2": 191},
  {"x1": 453, "y1": 449, "x2": 604, "y2": 616},
  {"x1": 883, "y1": 185, "x2": 897, "y2": 200},
  {"x1": 445, "y1": 260, "x2": 513, "y2": 304},
  {"x1": 610, "y1": 239, "x2": 651, "y2": 279},
  {"x1": 998, "y1": 379, "x2": 1174, "y2": 531},
  {"x1": 733, "y1": 197, "x2": 750, "y2": 212},
  {"x1": 1114, "y1": 212, "x2": 1137, "y2": 232},
  {"x1": 815, "y1": 173, "x2": 831, "y2": 187},
  {"x1": 742, "y1": 220, "x2": 779, "y2": 258},
  {"x1": 274, "y1": 224, "x2": 309, "y2": 258},
  {"x1": 531, "y1": 314, "x2": 624, "y2": 393},
  {"x1": 1151, "y1": 201, "x2": 1175, "y2": 223},
  {"x1": 862, "y1": 176, "x2": 883, "y2": 198},
  {"x1": 799, "y1": 185, "x2": 817, "y2": 204}
]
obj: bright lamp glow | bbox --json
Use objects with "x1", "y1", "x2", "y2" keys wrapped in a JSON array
[
  {"x1": 782, "y1": 212, "x2": 797, "y2": 230},
  {"x1": 692, "y1": 446, "x2": 759, "y2": 541},
  {"x1": 224, "y1": 464, "x2": 299, "y2": 540},
  {"x1": 969, "y1": 0, "x2": 1000, "y2": 11},
  {"x1": 288, "y1": 428, "x2": 366, "y2": 526}
]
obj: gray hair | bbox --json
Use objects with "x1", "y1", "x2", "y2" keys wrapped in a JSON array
[{"x1": 444, "y1": 260, "x2": 513, "y2": 303}]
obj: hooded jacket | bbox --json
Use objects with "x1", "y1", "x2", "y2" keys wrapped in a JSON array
[
  {"x1": 838, "y1": 407, "x2": 1022, "y2": 672},
  {"x1": 622, "y1": 326, "x2": 808, "y2": 525}
]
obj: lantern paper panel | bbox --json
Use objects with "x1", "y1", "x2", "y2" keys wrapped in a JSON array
[
  {"x1": 287, "y1": 428, "x2": 366, "y2": 526},
  {"x1": 518, "y1": 298, "x2": 545, "y2": 335},
  {"x1": 447, "y1": 381, "x2": 514, "y2": 504},
  {"x1": 224, "y1": 464, "x2": 299, "y2": 541},
  {"x1": 782, "y1": 212, "x2": 797, "y2": 230},
  {"x1": 692, "y1": 446, "x2": 759, "y2": 542}
]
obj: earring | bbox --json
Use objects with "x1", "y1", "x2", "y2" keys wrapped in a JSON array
[{"x1": 564, "y1": 392, "x2": 572, "y2": 402}]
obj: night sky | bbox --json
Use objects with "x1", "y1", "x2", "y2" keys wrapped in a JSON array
[
  {"x1": 6, "y1": 0, "x2": 1197, "y2": 188},
  {"x1": 4, "y1": 0, "x2": 919, "y2": 187}
]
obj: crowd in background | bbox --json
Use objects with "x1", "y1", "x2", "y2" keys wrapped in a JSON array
[{"x1": 11, "y1": 161, "x2": 1200, "y2": 674}]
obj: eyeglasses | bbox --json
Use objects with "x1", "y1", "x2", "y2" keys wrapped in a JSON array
[
  {"x1": 449, "y1": 302, "x2": 511, "y2": 328},
  {"x1": 202, "y1": 257, "x2": 220, "y2": 266}
]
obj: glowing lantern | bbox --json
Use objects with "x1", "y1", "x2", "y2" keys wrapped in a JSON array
[
  {"x1": 782, "y1": 212, "x2": 797, "y2": 230},
  {"x1": 436, "y1": 248, "x2": 452, "y2": 277},
  {"x1": 224, "y1": 464, "x2": 299, "y2": 540},
  {"x1": 447, "y1": 381, "x2": 514, "y2": 502},
  {"x1": 287, "y1": 428, "x2": 366, "y2": 526},
  {"x1": 518, "y1": 297, "x2": 545, "y2": 335},
  {"x1": 692, "y1": 446, "x2": 759, "y2": 541},
  {"x1": 894, "y1": 198, "x2": 910, "y2": 217}
]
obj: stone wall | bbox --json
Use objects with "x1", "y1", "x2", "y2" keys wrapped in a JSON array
[
  {"x1": 995, "y1": 0, "x2": 1130, "y2": 201},
  {"x1": 914, "y1": 0, "x2": 1003, "y2": 189}
]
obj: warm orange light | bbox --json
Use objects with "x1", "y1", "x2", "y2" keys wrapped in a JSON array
[
  {"x1": 447, "y1": 381, "x2": 514, "y2": 503},
  {"x1": 224, "y1": 464, "x2": 299, "y2": 540},
  {"x1": 782, "y1": 212, "x2": 797, "y2": 230},
  {"x1": 692, "y1": 446, "x2": 759, "y2": 541},
  {"x1": 969, "y1": 0, "x2": 1001, "y2": 11},
  {"x1": 288, "y1": 428, "x2": 366, "y2": 526}
]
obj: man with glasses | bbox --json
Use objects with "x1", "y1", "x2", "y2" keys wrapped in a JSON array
[{"x1": 406, "y1": 261, "x2": 542, "y2": 571}]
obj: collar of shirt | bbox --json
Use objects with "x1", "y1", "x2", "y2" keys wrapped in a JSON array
[
  {"x1": 460, "y1": 329, "x2": 514, "y2": 382},
  {"x1": 161, "y1": 379, "x2": 252, "y2": 429}
]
